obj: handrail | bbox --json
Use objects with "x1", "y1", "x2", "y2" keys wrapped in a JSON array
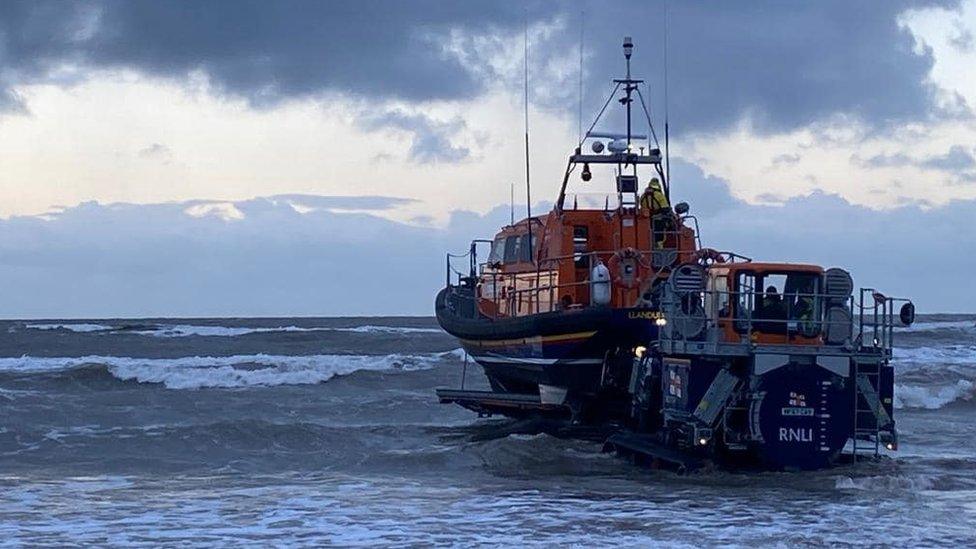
[
  {"x1": 476, "y1": 247, "x2": 665, "y2": 318},
  {"x1": 656, "y1": 286, "x2": 902, "y2": 354}
]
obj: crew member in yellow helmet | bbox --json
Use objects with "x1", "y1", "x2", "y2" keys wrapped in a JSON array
[
  {"x1": 640, "y1": 177, "x2": 670, "y2": 213},
  {"x1": 640, "y1": 177, "x2": 672, "y2": 248}
]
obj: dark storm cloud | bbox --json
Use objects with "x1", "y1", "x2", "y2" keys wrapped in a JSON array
[
  {"x1": 0, "y1": 0, "x2": 963, "y2": 135},
  {"x1": 570, "y1": 0, "x2": 962, "y2": 135},
  {"x1": 0, "y1": 0, "x2": 533, "y2": 106}
]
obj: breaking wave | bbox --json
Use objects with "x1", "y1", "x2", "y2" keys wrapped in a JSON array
[
  {"x1": 893, "y1": 345, "x2": 976, "y2": 368},
  {"x1": 0, "y1": 350, "x2": 460, "y2": 390},
  {"x1": 23, "y1": 323, "x2": 113, "y2": 333},
  {"x1": 332, "y1": 325, "x2": 444, "y2": 334},
  {"x1": 135, "y1": 325, "x2": 320, "y2": 337},
  {"x1": 895, "y1": 380, "x2": 975, "y2": 410},
  {"x1": 891, "y1": 344, "x2": 976, "y2": 409},
  {"x1": 896, "y1": 320, "x2": 975, "y2": 333},
  {"x1": 21, "y1": 323, "x2": 442, "y2": 338}
]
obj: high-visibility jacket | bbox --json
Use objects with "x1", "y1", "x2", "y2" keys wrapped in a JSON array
[{"x1": 640, "y1": 179, "x2": 670, "y2": 212}]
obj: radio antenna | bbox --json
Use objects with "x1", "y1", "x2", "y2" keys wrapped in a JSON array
[
  {"x1": 578, "y1": 11, "x2": 584, "y2": 145},
  {"x1": 510, "y1": 181, "x2": 515, "y2": 225},
  {"x1": 523, "y1": 10, "x2": 533, "y2": 262},
  {"x1": 663, "y1": 0, "x2": 671, "y2": 198}
]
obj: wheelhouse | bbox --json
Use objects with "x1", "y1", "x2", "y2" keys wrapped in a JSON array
[{"x1": 706, "y1": 263, "x2": 827, "y2": 345}]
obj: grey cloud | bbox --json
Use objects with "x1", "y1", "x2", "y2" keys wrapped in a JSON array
[
  {"x1": 949, "y1": 22, "x2": 974, "y2": 52},
  {"x1": 921, "y1": 145, "x2": 976, "y2": 171},
  {"x1": 857, "y1": 145, "x2": 976, "y2": 172},
  {"x1": 0, "y1": 87, "x2": 27, "y2": 113},
  {"x1": 0, "y1": 179, "x2": 971, "y2": 316},
  {"x1": 669, "y1": 160, "x2": 975, "y2": 312},
  {"x1": 138, "y1": 142, "x2": 171, "y2": 158},
  {"x1": 0, "y1": 0, "x2": 962, "y2": 138},
  {"x1": 264, "y1": 194, "x2": 416, "y2": 211},
  {"x1": 860, "y1": 152, "x2": 914, "y2": 168},
  {"x1": 771, "y1": 153, "x2": 801, "y2": 167},
  {"x1": 361, "y1": 110, "x2": 470, "y2": 163}
]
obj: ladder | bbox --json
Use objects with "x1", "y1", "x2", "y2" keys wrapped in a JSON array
[{"x1": 852, "y1": 357, "x2": 890, "y2": 461}]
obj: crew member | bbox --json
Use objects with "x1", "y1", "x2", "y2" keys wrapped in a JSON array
[
  {"x1": 640, "y1": 177, "x2": 670, "y2": 213},
  {"x1": 640, "y1": 177, "x2": 672, "y2": 249},
  {"x1": 759, "y1": 286, "x2": 787, "y2": 334}
]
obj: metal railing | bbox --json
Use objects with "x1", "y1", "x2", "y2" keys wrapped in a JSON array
[
  {"x1": 658, "y1": 287, "x2": 904, "y2": 353},
  {"x1": 479, "y1": 248, "x2": 649, "y2": 318},
  {"x1": 444, "y1": 219, "x2": 746, "y2": 320}
]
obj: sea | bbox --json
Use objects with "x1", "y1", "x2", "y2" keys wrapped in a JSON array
[{"x1": 0, "y1": 315, "x2": 973, "y2": 546}]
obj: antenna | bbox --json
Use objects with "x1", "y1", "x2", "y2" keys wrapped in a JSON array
[
  {"x1": 663, "y1": 0, "x2": 671, "y2": 199},
  {"x1": 523, "y1": 10, "x2": 533, "y2": 262},
  {"x1": 510, "y1": 181, "x2": 515, "y2": 225},
  {"x1": 578, "y1": 11, "x2": 584, "y2": 145}
]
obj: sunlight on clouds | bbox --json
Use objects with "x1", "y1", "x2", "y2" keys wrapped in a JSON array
[
  {"x1": 681, "y1": 0, "x2": 976, "y2": 210},
  {"x1": 184, "y1": 202, "x2": 245, "y2": 221},
  {"x1": 683, "y1": 115, "x2": 976, "y2": 209},
  {"x1": 0, "y1": 66, "x2": 575, "y2": 225},
  {"x1": 900, "y1": 0, "x2": 976, "y2": 110}
]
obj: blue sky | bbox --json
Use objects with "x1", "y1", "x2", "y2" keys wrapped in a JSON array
[{"x1": 1, "y1": 0, "x2": 974, "y2": 316}]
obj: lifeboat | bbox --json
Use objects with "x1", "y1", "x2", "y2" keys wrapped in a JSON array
[{"x1": 436, "y1": 38, "x2": 696, "y2": 415}]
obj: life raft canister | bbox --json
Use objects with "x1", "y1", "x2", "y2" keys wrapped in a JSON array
[
  {"x1": 609, "y1": 247, "x2": 643, "y2": 290},
  {"x1": 591, "y1": 260, "x2": 612, "y2": 305}
]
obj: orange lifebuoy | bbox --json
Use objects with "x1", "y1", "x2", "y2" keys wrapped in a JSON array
[{"x1": 608, "y1": 247, "x2": 643, "y2": 290}]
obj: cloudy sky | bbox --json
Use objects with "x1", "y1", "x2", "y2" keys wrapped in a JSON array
[{"x1": 1, "y1": 0, "x2": 974, "y2": 317}]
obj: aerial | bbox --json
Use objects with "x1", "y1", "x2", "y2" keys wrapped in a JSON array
[{"x1": 0, "y1": 0, "x2": 974, "y2": 546}]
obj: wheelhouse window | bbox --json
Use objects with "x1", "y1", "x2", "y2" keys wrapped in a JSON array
[
  {"x1": 735, "y1": 271, "x2": 821, "y2": 335},
  {"x1": 518, "y1": 233, "x2": 534, "y2": 263},
  {"x1": 705, "y1": 274, "x2": 730, "y2": 318},
  {"x1": 573, "y1": 226, "x2": 589, "y2": 268},
  {"x1": 503, "y1": 235, "x2": 519, "y2": 263},
  {"x1": 488, "y1": 236, "x2": 506, "y2": 265}
]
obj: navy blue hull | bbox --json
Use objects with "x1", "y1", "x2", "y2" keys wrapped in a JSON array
[{"x1": 436, "y1": 288, "x2": 661, "y2": 394}]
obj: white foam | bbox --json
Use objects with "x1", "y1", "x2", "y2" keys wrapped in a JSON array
[
  {"x1": 893, "y1": 345, "x2": 976, "y2": 367},
  {"x1": 333, "y1": 325, "x2": 444, "y2": 334},
  {"x1": 24, "y1": 323, "x2": 113, "y2": 333},
  {"x1": 897, "y1": 319, "x2": 975, "y2": 333},
  {"x1": 0, "y1": 349, "x2": 462, "y2": 389},
  {"x1": 136, "y1": 325, "x2": 319, "y2": 337},
  {"x1": 135, "y1": 324, "x2": 442, "y2": 337},
  {"x1": 834, "y1": 474, "x2": 938, "y2": 492},
  {"x1": 894, "y1": 379, "x2": 975, "y2": 410}
]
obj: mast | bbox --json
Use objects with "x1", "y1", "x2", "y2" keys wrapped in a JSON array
[
  {"x1": 523, "y1": 12, "x2": 533, "y2": 263},
  {"x1": 623, "y1": 36, "x2": 633, "y2": 149},
  {"x1": 664, "y1": 0, "x2": 671, "y2": 199},
  {"x1": 510, "y1": 180, "x2": 515, "y2": 225},
  {"x1": 578, "y1": 11, "x2": 584, "y2": 145}
]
